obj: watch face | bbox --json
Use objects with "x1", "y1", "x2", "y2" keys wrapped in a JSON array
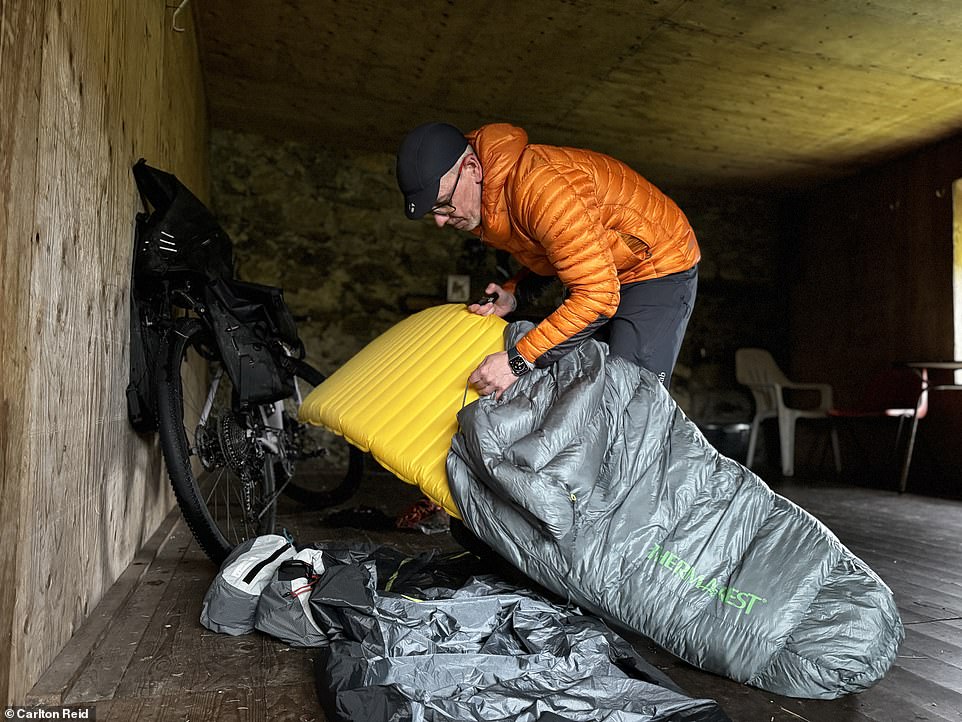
[{"x1": 509, "y1": 355, "x2": 528, "y2": 376}]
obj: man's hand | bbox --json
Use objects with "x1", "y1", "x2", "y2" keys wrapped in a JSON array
[
  {"x1": 467, "y1": 283, "x2": 516, "y2": 318},
  {"x1": 468, "y1": 351, "x2": 517, "y2": 399}
]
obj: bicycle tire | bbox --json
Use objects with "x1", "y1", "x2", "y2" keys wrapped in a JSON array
[
  {"x1": 274, "y1": 357, "x2": 365, "y2": 509},
  {"x1": 156, "y1": 317, "x2": 278, "y2": 564}
]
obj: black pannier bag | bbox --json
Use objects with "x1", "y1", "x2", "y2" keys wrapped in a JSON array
[
  {"x1": 126, "y1": 285, "x2": 163, "y2": 433},
  {"x1": 204, "y1": 277, "x2": 299, "y2": 409},
  {"x1": 221, "y1": 278, "x2": 302, "y2": 351}
]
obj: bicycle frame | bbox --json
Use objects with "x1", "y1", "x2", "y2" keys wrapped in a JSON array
[{"x1": 196, "y1": 357, "x2": 287, "y2": 457}]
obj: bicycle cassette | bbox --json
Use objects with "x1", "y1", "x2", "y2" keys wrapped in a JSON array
[{"x1": 215, "y1": 412, "x2": 258, "y2": 475}]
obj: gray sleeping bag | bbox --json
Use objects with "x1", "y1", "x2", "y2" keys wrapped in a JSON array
[{"x1": 446, "y1": 322, "x2": 903, "y2": 699}]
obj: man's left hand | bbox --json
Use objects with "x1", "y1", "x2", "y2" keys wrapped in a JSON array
[{"x1": 468, "y1": 351, "x2": 517, "y2": 399}]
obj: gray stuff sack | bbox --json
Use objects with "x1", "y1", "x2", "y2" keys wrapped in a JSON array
[
  {"x1": 200, "y1": 534, "x2": 296, "y2": 635},
  {"x1": 253, "y1": 547, "x2": 330, "y2": 647}
]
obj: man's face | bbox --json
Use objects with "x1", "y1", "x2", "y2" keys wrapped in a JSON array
[{"x1": 431, "y1": 154, "x2": 482, "y2": 231}]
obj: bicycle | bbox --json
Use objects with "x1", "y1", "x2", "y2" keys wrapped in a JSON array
[{"x1": 126, "y1": 159, "x2": 364, "y2": 565}]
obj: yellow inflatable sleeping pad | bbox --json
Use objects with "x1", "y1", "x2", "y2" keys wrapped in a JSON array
[{"x1": 298, "y1": 304, "x2": 507, "y2": 517}]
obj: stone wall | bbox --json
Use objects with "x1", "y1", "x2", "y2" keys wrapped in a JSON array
[
  {"x1": 210, "y1": 130, "x2": 501, "y2": 378},
  {"x1": 210, "y1": 129, "x2": 783, "y2": 423},
  {"x1": 671, "y1": 188, "x2": 786, "y2": 423}
]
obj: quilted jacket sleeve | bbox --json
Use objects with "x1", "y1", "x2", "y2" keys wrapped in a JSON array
[{"x1": 512, "y1": 163, "x2": 620, "y2": 367}]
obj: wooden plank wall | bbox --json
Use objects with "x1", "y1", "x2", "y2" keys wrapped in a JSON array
[
  {"x1": 785, "y1": 135, "x2": 962, "y2": 495},
  {"x1": 0, "y1": 0, "x2": 208, "y2": 704}
]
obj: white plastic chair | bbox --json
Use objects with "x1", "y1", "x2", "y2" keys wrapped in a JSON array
[{"x1": 735, "y1": 348, "x2": 841, "y2": 477}]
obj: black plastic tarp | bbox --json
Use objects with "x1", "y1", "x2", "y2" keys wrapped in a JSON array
[
  {"x1": 310, "y1": 545, "x2": 730, "y2": 722},
  {"x1": 201, "y1": 539, "x2": 730, "y2": 722}
]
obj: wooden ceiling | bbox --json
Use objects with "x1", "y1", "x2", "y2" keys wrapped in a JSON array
[{"x1": 195, "y1": 0, "x2": 962, "y2": 191}]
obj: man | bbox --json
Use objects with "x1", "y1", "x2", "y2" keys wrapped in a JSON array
[{"x1": 396, "y1": 121, "x2": 700, "y2": 398}]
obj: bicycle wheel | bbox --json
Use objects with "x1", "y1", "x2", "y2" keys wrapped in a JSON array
[
  {"x1": 273, "y1": 357, "x2": 364, "y2": 509},
  {"x1": 156, "y1": 317, "x2": 279, "y2": 564}
]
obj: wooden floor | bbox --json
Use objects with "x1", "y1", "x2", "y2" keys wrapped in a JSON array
[{"x1": 26, "y1": 469, "x2": 962, "y2": 722}]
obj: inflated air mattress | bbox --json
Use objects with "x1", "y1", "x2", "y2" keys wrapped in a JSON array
[{"x1": 299, "y1": 304, "x2": 505, "y2": 516}]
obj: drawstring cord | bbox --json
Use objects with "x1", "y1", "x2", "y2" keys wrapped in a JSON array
[{"x1": 455, "y1": 380, "x2": 471, "y2": 434}]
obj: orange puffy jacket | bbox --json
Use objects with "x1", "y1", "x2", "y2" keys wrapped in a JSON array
[{"x1": 466, "y1": 123, "x2": 700, "y2": 367}]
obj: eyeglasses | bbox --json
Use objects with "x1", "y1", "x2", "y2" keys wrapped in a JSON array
[{"x1": 429, "y1": 157, "x2": 469, "y2": 216}]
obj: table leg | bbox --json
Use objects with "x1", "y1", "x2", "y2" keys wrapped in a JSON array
[{"x1": 897, "y1": 385, "x2": 928, "y2": 493}]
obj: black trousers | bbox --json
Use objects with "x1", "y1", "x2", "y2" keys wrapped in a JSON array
[{"x1": 595, "y1": 265, "x2": 698, "y2": 388}]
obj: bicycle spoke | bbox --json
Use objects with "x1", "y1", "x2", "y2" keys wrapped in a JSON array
[
  {"x1": 158, "y1": 320, "x2": 363, "y2": 563},
  {"x1": 158, "y1": 319, "x2": 278, "y2": 563}
]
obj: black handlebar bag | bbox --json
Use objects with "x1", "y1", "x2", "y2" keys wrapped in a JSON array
[
  {"x1": 127, "y1": 159, "x2": 302, "y2": 423},
  {"x1": 131, "y1": 159, "x2": 234, "y2": 284},
  {"x1": 127, "y1": 160, "x2": 236, "y2": 431}
]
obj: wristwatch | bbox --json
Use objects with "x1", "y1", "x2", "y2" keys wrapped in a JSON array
[{"x1": 507, "y1": 346, "x2": 531, "y2": 377}]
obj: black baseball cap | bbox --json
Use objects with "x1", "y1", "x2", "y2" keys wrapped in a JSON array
[{"x1": 396, "y1": 122, "x2": 468, "y2": 219}]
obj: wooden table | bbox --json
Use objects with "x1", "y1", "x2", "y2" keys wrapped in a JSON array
[{"x1": 899, "y1": 361, "x2": 962, "y2": 492}]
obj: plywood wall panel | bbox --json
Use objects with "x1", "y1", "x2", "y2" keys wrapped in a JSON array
[
  {"x1": 0, "y1": 0, "x2": 46, "y2": 707},
  {"x1": 1, "y1": 0, "x2": 208, "y2": 704}
]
